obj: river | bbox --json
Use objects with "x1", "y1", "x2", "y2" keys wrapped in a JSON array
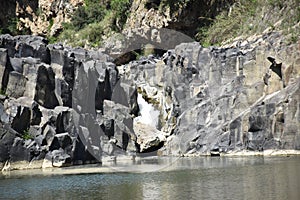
[{"x1": 1, "y1": 156, "x2": 300, "y2": 200}]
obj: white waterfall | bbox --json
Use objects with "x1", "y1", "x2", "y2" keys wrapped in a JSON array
[{"x1": 134, "y1": 93, "x2": 160, "y2": 128}]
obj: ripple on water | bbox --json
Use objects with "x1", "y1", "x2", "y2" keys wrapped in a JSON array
[{"x1": 0, "y1": 156, "x2": 300, "y2": 200}]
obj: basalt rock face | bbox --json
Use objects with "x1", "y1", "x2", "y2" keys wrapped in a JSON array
[
  {"x1": 0, "y1": 32, "x2": 299, "y2": 170},
  {"x1": 169, "y1": 36, "x2": 300, "y2": 155},
  {"x1": 119, "y1": 32, "x2": 300, "y2": 156},
  {"x1": 0, "y1": 34, "x2": 139, "y2": 170}
]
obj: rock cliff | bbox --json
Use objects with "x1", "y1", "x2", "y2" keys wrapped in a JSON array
[
  {"x1": 0, "y1": 31, "x2": 299, "y2": 170},
  {"x1": 124, "y1": 0, "x2": 233, "y2": 39},
  {"x1": 118, "y1": 32, "x2": 300, "y2": 156},
  {"x1": 15, "y1": 0, "x2": 83, "y2": 36},
  {"x1": 6, "y1": 0, "x2": 233, "y2": 39}
]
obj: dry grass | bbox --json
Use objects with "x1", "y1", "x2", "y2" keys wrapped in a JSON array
[{"x1": 196, "y1": 0, "x2": 300, "y2": 46}]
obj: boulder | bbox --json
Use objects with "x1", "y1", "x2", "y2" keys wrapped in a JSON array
[
  {"x1": 6, "y1": 71, "x2": 27, "y2": 98},
  {"x1": 10, "y1": 137, "x2": 31, "y2": 162},
  {"x1": 44, "y1": 149, "x2": 72, "y2": 168},
  {"x1": 34, "y1": 64, "x2": 59, "y2": 109},
  {"x1": 0, "y1": 48, "x2": 13, "y2": 91},
  {"x1": 2, "y1": 98, "x2": 43, "y2": 134},
  {"x1": 134, "y1": 122, "x2": 166, "y2": 153},
  {"x1": 9, "y1": 57, "x2": 23, "y2": 73},
  {"x1": 0, "y1": 32, "x2": 299, "y2": 170},
  {"x1": 0, "y1": 127, "x2": 16, "y2": 162},
  {"x1": 103, "y1": 100, "x2": 137, "y2": 152}
]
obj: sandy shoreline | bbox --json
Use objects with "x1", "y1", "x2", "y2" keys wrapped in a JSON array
[
  {"x1": 182, "y1": 149, "x2": 300, "y2": 157},
  {"x1": 1, "y1": 150, "x2": 300, "y2": 175}
]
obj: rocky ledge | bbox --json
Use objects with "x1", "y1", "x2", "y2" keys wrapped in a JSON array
[{"x1": 0, "y1": 32, "x2": 299, "y2": 171}]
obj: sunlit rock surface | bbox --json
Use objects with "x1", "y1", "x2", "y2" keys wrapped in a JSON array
[{"x1": 0, "y1": 32, "x2": 299, "y2": 170}]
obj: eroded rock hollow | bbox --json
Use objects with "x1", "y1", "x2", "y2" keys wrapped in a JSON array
[{"x1": 0, "y1": 32, "x2": 299, "y2": 170}]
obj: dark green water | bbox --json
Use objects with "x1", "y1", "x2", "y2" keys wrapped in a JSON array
[{"x1": 1, "y1": 156, "x2": 300, "y2": 200}]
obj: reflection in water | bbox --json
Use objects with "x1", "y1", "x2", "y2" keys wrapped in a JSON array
[{"x1": 0, "y1": 157, "x2": 300, "y2": 200}]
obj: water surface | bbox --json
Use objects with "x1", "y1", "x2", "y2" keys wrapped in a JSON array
[{"x1": 1, "y1": 156, "x2": 300, "y2": 200}]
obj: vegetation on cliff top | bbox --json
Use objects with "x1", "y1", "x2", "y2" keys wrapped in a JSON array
[
  {"x1": 196, "y1": 0, "x2": 300, "y2": 46},
  {"x1": 58, "y1": 0, "x2": 299, "y2": 48},
  {"x1": 2, "y1": 0, "x2": 298, "y2": 48},
  {"x1": 58, "y1": 0, "x2": 131, "y2": 47}
]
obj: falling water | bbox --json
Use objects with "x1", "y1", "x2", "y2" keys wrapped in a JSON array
[{"x1": 134, "y1": 93, "x2": 160, "y2": 128}]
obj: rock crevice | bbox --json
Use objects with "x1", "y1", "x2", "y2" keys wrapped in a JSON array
[{"x1": 0, "y1": 32, "x2": 299, "y2": 170}]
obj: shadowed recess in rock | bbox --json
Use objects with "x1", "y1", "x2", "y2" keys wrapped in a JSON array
[{"x1": 34, "y1": 65, "x2": 59, "y2": 109}]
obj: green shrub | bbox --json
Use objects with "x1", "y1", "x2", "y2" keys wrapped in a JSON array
[
  {"x1": 0, "y1": 17, "x2": 31, "y2": 35},
  {"x1": 81, "y1": 22, "x2": 105, "y2": 47},
  {"x1": 196, "y1": 0, "x2": 300, "y2": 46},
  {"x1": 48, "y1": 18, "x2": 54, "y2": 32},
  {"x1": 35, "y1": 7, "x2": 42, "y2": 16},
  {"x1": 58, "y1": 0, "x2": 133, "y2": 48},
  {"x1": 22, "y1": 129, "x2": 33, "y2": 140},
  {"x1": 195, "y1": 0, "x2": 258, "y2": 46},
  {"x1": 71, "y1": 2, "x2": 106, "y2": 31},
  {"x1": 268, "y1": 0, "x2": 284, "y2": 7},
  {"x1": 1, "y1": 18, "x2": 20, "y2": 35},
  {"x1": 110, "y1": 0, "x2": 131, "y2": 31},
  {"x1": 0, "y1": 88, "x2": 6, "y2": 95},
  {"x1": 47, "y1": 36, "x2": 57, "y2": 44}
]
